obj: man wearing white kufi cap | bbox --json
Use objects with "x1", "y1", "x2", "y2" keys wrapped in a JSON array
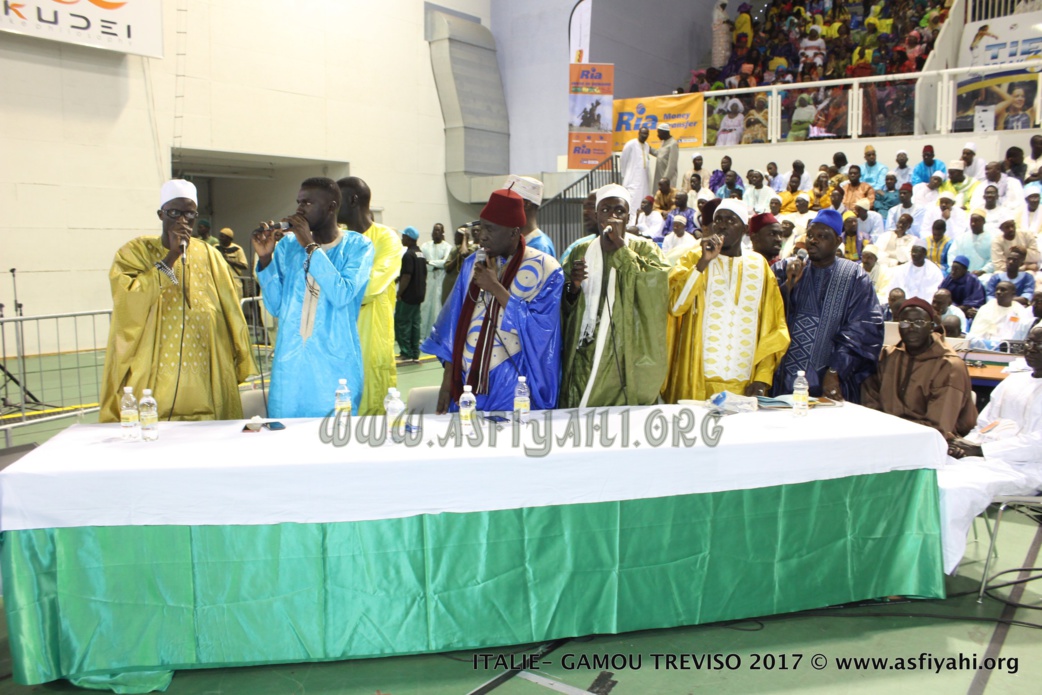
[
  {"x1": 652, "y1": 122, "x2": 680, "y2": 189},
  {"x1": 99, "y1": 179, "x2": 257, "y2": 422},
  {"x1": 887, "y1": 236, "x2": 944, "y2": 302},
  {"x1": 504, "y1": 174, "x2": 556, "y2": 257},
  {"x1": 663, "y1": 197, "x2": 789, "y2": 402},
  {"x1": 942, "y1": 158, "x2": 980, "y2": 211},
  {"x1": 558, "y1": 183, "x2": 669, "y2": 408},
  {"x1": 961, "y1": 142, "x2": 986, "y2": 182}
]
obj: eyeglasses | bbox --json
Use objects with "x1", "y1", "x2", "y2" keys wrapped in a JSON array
[
  {"x1": 898, "y1": 319, "x2": 933, "y2": 329},
  {"x1": 161, "y1": 209, "x2": 199, "y2": 221}
]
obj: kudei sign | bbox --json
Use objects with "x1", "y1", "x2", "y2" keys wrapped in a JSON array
[{"x1": 1, "y1": 0, "x2": 164, "y2": 59}]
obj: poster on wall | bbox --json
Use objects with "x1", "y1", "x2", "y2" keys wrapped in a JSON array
[
  {"x1": 612, "y1": 93, "x2": 704, "y2": 151},
  {"x1": 0, "y1": 0, "x2": 164, "y2": 59},
  {"x1": 568, "y1": 63, "x2": 614, "y2": 170},
  {"x1": 953, "y1": 11, "x2": 1042, "y2": 132}
]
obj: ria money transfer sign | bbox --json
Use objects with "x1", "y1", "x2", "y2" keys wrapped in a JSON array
[
  {"x1": 954, "y1": 11, "x2": 1041, "y2": 132},
  {"x1": 1, "y1": 0, "x2": 164, "y2": 58},
  {"x1": 568, "y1": 63, "x2": 614, "y2": 169},
  {"x1": 613, "y1": 93, "x2": 704, "y2": 151}
]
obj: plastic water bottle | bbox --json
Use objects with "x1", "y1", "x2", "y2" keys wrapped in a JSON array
[
  {"x1": 139, "y1": 389, "x2": 159, "y2": 441},
  {"x1": 385, "y1": 388, "x2": 406, "y2": 442},
  {"x1": 335, "y1": 379, "x2": 352, "y2": 417},
  {"x1": 383, "y1": 387, "x2": 399, "y2": 414},
  {"x1": 459, "y1": 385, "x2": 476, "y2": 436},
  {"x1": 792, "y1": 370, "x2": 809, "y2": 418},
  {"x1": 514, "y1": 376, "x2": 530, "y2": 423},
  {"x1": 120, "y1": 386, "x2": 140, "y2": 440}
]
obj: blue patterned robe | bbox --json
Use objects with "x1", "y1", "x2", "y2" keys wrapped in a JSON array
[
  {"x1": 773, "y1": 258, "x2": 883, "y2": 403},
  {"x1": 422, "y1": 247, "x2": 564, "y2": 412}
]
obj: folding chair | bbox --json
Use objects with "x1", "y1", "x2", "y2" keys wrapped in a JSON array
[{"x1": 977, "y1": 494, "x2": 1042, "y2": 602}]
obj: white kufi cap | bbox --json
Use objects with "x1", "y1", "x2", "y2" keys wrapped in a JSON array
[
  {"x1": 504, "y1": 175, "x2": 544, "y2": 205},
  {"x1": 160, "y1": 179, "x2": 198, "y2": 207},
  {"x1": 714, "y1": 198, "x2": 749, "y2": 225},
  {"x1": 595, "y1": 183, "x2": 631, "y2": 208}
]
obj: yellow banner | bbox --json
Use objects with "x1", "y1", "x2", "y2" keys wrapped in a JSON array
[{"x1": 613, "y1": 93, "x2": 704, "y2": 151}]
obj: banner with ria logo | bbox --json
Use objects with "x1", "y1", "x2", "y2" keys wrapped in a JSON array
[
  {"x1": 567, "y1": 63, "x2": 614, "y2": 170},
  {"x1": 1, "y1": 0, "x2": 163, "y2": 58},
  {"x1": 613, "y1": 93, "x2": 704, "y2": 151}
]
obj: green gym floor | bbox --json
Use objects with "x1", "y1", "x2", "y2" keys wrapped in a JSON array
[{"x1": 2, "y1": 356, "x2": 1041, "y2": 694}]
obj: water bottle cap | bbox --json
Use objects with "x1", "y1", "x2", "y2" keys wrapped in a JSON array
[
  {"x1": 124, "y1": 386, "x2": 133, "y2": 393},
  {"x1": 797, "y1": 370, "x2": 805, "y2": 376},
  {"x1": 143, "y1": 389, "x2": 152, "y2": 396},
  {"x1": 518, "y1": 376, "x2": 526, "y2": 382},
  {"x1": 463, "y1": 385, "x2": 472, "y2": 392},
  {"x1": 339, "y1": 378, "x2": 347, "y2": 386}
]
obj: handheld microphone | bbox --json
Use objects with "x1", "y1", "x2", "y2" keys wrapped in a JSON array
[
  {"x1": 475, "y1": 248, "x2": 487, "y2": 265},
  {"x1": 796, "y1": 248, "x2": 808, "y2": 262},
  {"x1": 270, "y1": 221, "x2": 292, "y2": 231}
]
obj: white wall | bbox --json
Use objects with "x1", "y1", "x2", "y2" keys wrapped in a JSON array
[{"x1": 0, "y1": 0, "x2": 491, "y2": 321}]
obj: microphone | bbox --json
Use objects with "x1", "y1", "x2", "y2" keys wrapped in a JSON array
[
  {"x1": 475, "y1": 248, "x2": 487, "y2": 265},
  {"x1": 796, "y1": 248, "x2": 808, "y2": 262},
  {"x1": 269, "y1": 221, "x2": 292, "y2": 231}
]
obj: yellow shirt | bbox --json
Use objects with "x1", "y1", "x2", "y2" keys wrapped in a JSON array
[
  {"x1": 662, "y1": 250, "x2": 790, "y2": 402},
  {"x1": 355, "y1": 222, "x2": 402, "y2": 415},
  {"x1": 100, "y1": 237, "x2": 257, "y2": 422}
]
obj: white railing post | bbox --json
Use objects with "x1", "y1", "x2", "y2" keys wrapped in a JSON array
[
  {"x1": 846, "y1": 85, "x2": 856, "y2": 139},
  {"x1": 770, "y1": 86, "x2": 779, "y2": 143}
]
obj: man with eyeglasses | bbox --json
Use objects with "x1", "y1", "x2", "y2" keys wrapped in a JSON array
[
  {"x1": 862, "y1": 298, "x2": 977, "y2": 441},
  {"x1": 663, "y1": 199, "x2": 790, "y2": 402},
  {"x1": 558, "y1": 184, "x2": 669, "y2": 408},
  {"x1": 99, "y1": 179, "x2": 257, "y2": 422}
]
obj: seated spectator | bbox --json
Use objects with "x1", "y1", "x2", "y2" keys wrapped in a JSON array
[
  {"x1": 877, "y1": 212, "x2": 917, "y2": 267},
  {"x1": 922, "y1": 193, "x2": 970, "y2": 241},
  {"x1": 810, "y1": 171, "x2": 833, "y2": 210},
  {"x1": 940, "y1": 255, "x2": 987, "y2": 319},
  {"x1": 653, "y1": 177, "x2": 675, "y2": 213},
  {"x1": 992, "y1": 219, "x2": 1040, "y2": 273},
  {"x1": 933, "y1": 288, "x2": 968, "y2": 335},
  {"x1": 662, "y1": 215, "x2": 698, "y2": 255},
  {"x1": 840, "y1": 211, "x2": 869, "y2": 261},
  {"x1": 766, "y1": 161, "x2": 785, "y2": 192},
  {"x1": 888, "y1": 238, "x2": 944, "y2": 301},
  {"x1": 924, "y1": 219, "x2": 953, "y2": 275},
  {"x1": 828, "y1": 187, "x2": 846, "y2": 214},
  {"x1": 941, "y1": 160, "x2": 979, "y2": 212},
  {"x1": 970, "y1": 162, "x2": 1027, "y2": 219},
  {"x1": 968, "y1": 281, "x2": 1034, "y2": 343},
  {"x1": 635, "y1": 196, "x2": 663, "y2": 240},
  {"x1": 709, "y1": 156, "x2": 744, "y2": 192},
  {"x1": 986, "y1": 247, "x2": 1036, "y2": 303},
  {"x1": 779, "y1": 175, "x2": 809, "y2": 213},
  {"x1": 862, "y1": 298, "x2": 977, "y2": 441},
  {"x1": 912, "y1": 171, "x2": 946, "y2": 208},
  {"x1": 854, "y1": 198, "x2": 885, "y2": 244},
  {"x1": 941, "y1": 314, "x2": 964, "y2": 338},
  {"x1": 893, "y1": 149, "x2": 913, "y2": 187},
  {"x1": 662, "y1": 191, "x2": 698, "y2": 241},
  {"x1": 716, "y1": 99, "x2": 746, "y2": 146},
  {"x1": 882, "y1": 287, "x2": 907, "y2": 322},
  {"x1": 842, "y1": 165, "x2": 876, "y2": 210},
  {"x1": 716, "y1": 170, "x2": 745, "y2": 199},
  {"x1": 1024, "y1": 182, "x2": 1042, "y2": 238},
  {"x1": 681, "y1": 154, "x2": 707, "y2": 193},
  {"x1": 861, "y1": 145, "x2": 890, "y2": 190},
  {"x1": 961, "y1": 142, "x2": 987, "y2": 182},
  {"x1": 874, "y1": 173, "x2": 900, "y2": 219},
  {"x1": 781, "y1": 159, "x2": 813, "y2": 191},
  {"x1": 912, "y1": 145, "x2": 947, "y2": 186},
  {"x1": 743, "y1": 170, "x2": 774, "y2": 214},
  {"x1": 861, "y1": 244, "x2": 891, "y2": 303}
]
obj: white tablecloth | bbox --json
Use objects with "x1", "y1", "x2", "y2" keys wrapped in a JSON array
[{"x1": 0, "y1": 404, "x2": 947, "y2": 531}]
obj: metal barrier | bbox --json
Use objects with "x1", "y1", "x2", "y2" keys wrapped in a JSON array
[
  {"x1": 540, "y1": 153, "x2": 621, "y2": 254},
  {"x1": 1, "y1": 310, "x2": 111, "y2": 447}
]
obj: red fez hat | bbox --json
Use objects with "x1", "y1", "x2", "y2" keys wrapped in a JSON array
[
  {"x1": 480, "y1": 188, "x2": 526, "y2": 228},
  {"x1": 900, "y1": 182, "x2": 913, "y2": 192},
  {"x1": 897, "y1": 297, "x2": 938, "y2": 322},
  {"x1": 923, "y1": 145, "x2": 934, "y2": 154},
  {"x1": 748, "y1": 212, "x2": 779, "y2": 236},
  {"x1": 643, "y1": 195, "x2": 655, "y2": 203},
  {"x1": 700, "y1": 197, "x2": 723, "y2": 227}
]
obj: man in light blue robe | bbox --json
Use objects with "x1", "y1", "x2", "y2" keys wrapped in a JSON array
[
  {"x1": 423, "y1": 187, "x2": 563, "y2": 413},
  {"x1": 773, "y1": 209, "x2": 884, "y2": 403},
  {"x1": 254, "y1": 177, "x2": 374, "y2": 417}
]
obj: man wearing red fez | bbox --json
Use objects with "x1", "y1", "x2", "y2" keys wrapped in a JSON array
[
  {"x1": 422, "y1": 188, "x2": 564, "y2": 413},
  {"x1": 663, "y1": 199, "x2": 790, "y2": 402},
  {"x1": 748, "y1": 212, "x2": 784, "y2": 266},
  {"x1": 862, "y1": 297, "x2": 977, "y2": 440},
  {"x1": 912, "y1": 144, "x2": 948, "y2": 186}
]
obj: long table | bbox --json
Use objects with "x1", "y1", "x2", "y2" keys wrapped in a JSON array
[{"x1": 0, "y1": 405, "x2": 947, "y2": 692}]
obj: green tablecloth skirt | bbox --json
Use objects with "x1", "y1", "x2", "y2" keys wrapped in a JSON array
[{"x1": 1, "y1": 469, "x2": 944, "y2": 692}]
